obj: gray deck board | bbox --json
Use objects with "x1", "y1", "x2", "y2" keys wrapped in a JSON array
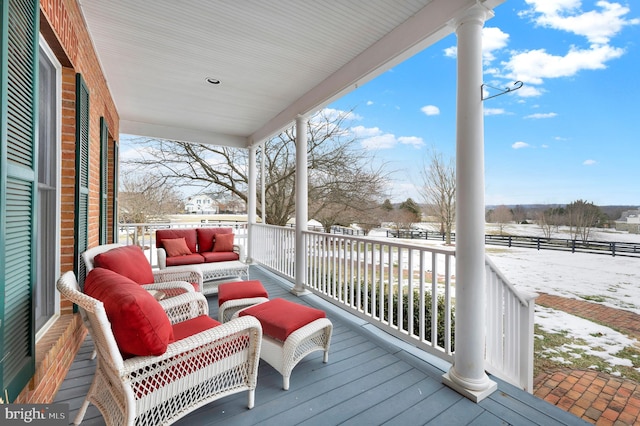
[{"x1": 54, "y1": 265, "x2": 590, "y2": 425}]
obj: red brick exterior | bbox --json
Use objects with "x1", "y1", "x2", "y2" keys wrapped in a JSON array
[{"x1": 15, "y1": 0, "x2": 119, "y2": 403}]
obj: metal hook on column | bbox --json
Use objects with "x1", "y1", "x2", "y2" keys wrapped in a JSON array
[{"x1": 481, "y1": 81, "x2": 523, "y2": 101}]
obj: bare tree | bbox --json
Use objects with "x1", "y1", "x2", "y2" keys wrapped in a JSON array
[
  {"x1": 566, "y1": 199, "x2": 602, "y2": 242},
  {"x1": 419, "y1": 149, "x2": 455, "y2": 244},
  {"x1": 536, "y1": 207, "x2": 563, "y2": 238},
  {"x1": 124, "y1": 109, "x2": 388, "y2": 227},
  {"x1": 119, "y1": 174, "x2": 184, "y2": 245},
  {"x1": 511, "y1": 205, "x2": 527, "y2": 224},
  {"x1": 488, "y1": 205, "x2": 513, "y2": 235}
]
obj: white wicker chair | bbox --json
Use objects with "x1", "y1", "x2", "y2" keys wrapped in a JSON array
[
  {"x1": 57, "y1": 271, "x2": 262, "y2": 426},
  {"x1": 83, "y1": 243, "x2": 203, "y2": 297}
]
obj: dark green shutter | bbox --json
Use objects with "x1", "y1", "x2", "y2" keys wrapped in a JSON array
[
  {"x1": 74, "y1": 74, "x2": 89, "y2": 290},
  {"x1": 0, "y1": 0, "x2": 39, "y2": 401},
  {"x1": 99, "y1": 117, "x2": 108, "y2": 244},
  {"x1": 112, "y1": 141, "x2": 119, "y2": 243}
]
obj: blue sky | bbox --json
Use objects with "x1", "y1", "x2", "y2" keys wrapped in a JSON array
[{"x1": 328, "y1": 0, "x2": 640, "y2": 206}]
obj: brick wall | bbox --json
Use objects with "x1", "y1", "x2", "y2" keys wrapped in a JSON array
[{"x1": 16, "y1": 0, "x2": 120, "y2": 403}]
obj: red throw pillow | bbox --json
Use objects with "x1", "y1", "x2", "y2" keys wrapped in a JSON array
[
  {"x1": 93, "y1": 245, "x2": 155, "y2": 285},
  {"x1": 162, "y1": 237, "x2": 192, "y2": 257},
  {"x1": 84, "y1": 268, "x2": 173, "y2": 357},
  {"x1": 213, "y1": 233, "x2": 235, "y2": 252},
  {"x1": 197, "y1": 227, "x2": 232, "y2": 253}
]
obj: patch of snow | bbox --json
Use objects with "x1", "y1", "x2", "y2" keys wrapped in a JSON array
[{"x1": 536, "y1": 305, "x2": 637, "y2": 369}]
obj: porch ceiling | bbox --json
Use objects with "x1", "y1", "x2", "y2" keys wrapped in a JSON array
[{"x1": 79, "y1": 0, "x2": 504, "y2": 148}]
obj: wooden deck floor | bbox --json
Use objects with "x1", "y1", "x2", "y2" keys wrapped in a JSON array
[{"x1": 54, "y1": 266, "x2": 589, "y2": 425}]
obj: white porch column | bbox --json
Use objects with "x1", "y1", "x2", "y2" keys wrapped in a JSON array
[
  {"x1": 292, "y1": 115, "x2": 309, "y2": 295},
  {"x1": 442, "y1": 4, "x2": 497, "y2": 402},
  {"x1": 246, "y1": 144, "x2": 257, "y2": 264}
]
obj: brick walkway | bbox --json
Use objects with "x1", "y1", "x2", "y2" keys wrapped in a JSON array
[{"x1": 533, "y1": 293, "x2": 640, "y2": 425}]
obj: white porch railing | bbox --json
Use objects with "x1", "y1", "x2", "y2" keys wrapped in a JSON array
[
  {"x1": 251, "y1": 223, "x2": 537, "y2": 392},
  {"x1": 250, "y1": 224, "x2": 296, "y2": 278},
  {"x1": 117, "y1": 221, "x2": 248, "y2": 268},
  {"x1": 485, "y1": 255, "x2": 538, "y2": 392}
]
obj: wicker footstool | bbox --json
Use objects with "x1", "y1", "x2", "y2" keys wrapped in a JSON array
[
  {"x1": 238, "y1": 298, "x2": 333, "y2": 390},
  {"x1": 217, "y1": 280, "x2": 269, "y2": 323}
]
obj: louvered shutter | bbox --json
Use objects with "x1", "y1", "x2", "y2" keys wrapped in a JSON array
[
  {"x1": 0, "y1": 0, "x2": 38, "y2": 400},
  {"x1": 74, "y1": 74, "x2": 89, "y2": 290},
  {"x1": 99, "y1": 117, "x2": 108, "y2": 244},
  {"x1": 112, "y1": 141, "x2": 119, "y2": 243}
]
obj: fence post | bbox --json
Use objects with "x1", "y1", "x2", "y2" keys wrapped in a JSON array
[
  {"x1": 571, "y1": 240, "x2": 576, "y2": 253},
  {"x1": 611, "y1": 242, "x2": 616, "y2": 257}
]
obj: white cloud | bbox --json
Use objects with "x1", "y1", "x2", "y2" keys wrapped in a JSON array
[
  {"x1": 353, "y1": 125, "x2": 424, "y2": 150},
  {"x1": 583, "y1": 159, "x2": 597, "y2": 165},
  {"x1": 525, "y1": 112, "x2": 558, "y2": 119},
  {"x1": 444, "y1": 46, "x2": 457, "y2": 58},
  {"x1": 523, "y1": 0, "x2": 640, "y2": 44},
  {"x1": 482, "y1": 27, "x2": 510, "y2": 62},
  {"x1": 421, "y1": 105, "x2": 440, "y2": 116},
  {"x1": 398, "y1": 136, "x2": 425, "y2": 149},
  {"x1": 503, "y1": 44, "x2": 624, "y2": 86},
  {"x1": 366, "y1": 100, "x2": 374, "y2": 106},
  {"x1": 351, "y1": 125, "x2": 382, "y2": 138},
  {"x1": 318, "y1": 107, "x2": 362, "y2": 122},
  {"x1": 361, "y1": 133, "x2": 398, "y2": 150},
  {"x1": 541, "y1": 144, "x2": 549, "y2": 148},
  {"x1": 512, "y1": 141, "x2": 530, "y2": 149},
  {"x1": 485, "y1": 108, "x2": 506, "y2": 116}
]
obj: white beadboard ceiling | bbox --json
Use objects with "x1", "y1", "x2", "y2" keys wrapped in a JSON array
[{"x1": 79, "y1": 0, "x2": 504, "y2": 148}]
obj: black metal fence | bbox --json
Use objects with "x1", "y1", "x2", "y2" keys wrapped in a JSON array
[{"x1": 386, "y1": 230, "x2": 640, "y2": 258}]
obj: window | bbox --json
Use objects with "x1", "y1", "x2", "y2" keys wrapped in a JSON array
[{"x1": 36, "y1": 38, "x2": 61, "y2": 332}]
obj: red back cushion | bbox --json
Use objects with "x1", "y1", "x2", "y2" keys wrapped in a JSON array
[
  {"x1": 197, "y1": 227, "x2": 233, "y2": 253},
  {"x1": 213, "y1": 233, "x2": 235, "y2": 252},
  {"x1": 162, "y1": 237, "x2": 192, "y2": 257},
  {"x1": 156, "y1": 229, "x2": 197, "y2": 253},
  {"x1": 93, "y1": 245, "x2": 154, "y2": 285},
  {"x1": 240, "y1": 298, "x2": 325, "y2": 342},
  {"x1": 84, "y1": 268, "x2": 173, "y2": 357}
]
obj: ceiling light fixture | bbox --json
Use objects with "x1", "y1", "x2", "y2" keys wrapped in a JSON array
[{"x1": 205, "y1": 77, "x2": 221, "y2": 85}]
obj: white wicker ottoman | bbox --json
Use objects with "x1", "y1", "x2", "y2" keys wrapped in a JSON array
[
  {"x1": 217, "y1": 280, "x2": 269, "y2": 323},
  {"x1": 236, "y1": 298, "x2": 332, "y2": 390}
]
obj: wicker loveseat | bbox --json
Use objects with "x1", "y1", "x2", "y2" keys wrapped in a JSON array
[
  {"x1": 57, "y1": 269, "x2": 262, "y2": 426},
  {"x1": 156, "y1": 227, "x2": 242, "y2": 269}
]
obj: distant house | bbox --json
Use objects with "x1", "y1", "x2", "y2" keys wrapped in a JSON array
[
  {"x1": 185, "y1": 195, "x2": 219, "y2": 214},
  {"x1": 614, "y1": 208, "x2": 640, "y2": 234}
]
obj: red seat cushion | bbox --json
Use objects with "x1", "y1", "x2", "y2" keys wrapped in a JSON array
[
  {"x1": 171, "y1": 315, "x2": 221, "y2": 342},
  {"x1": 240, "y1": 298, "x2": 325, "y2": 342},
  {"x1": 218, "y1": 280, "x2": 268, "y2": 306},
  {"x1": 93, "y1": 245, "x2": 155, "y2": 285},
  {"x1": 197, "y1": 227, "x2": 233, "y2": 253},
  {"x1": 201, "y1": 251, "x2": 240, "y2": 263},
  {"x1": 84, "y1": 268, "x2": 173, "y2": 357},
  {"x1": 156, "y1": 229, "x2": 198, "y2": 253},
  {"x1": 166, "y1": 253, "x2": 205, "y2": 267}
]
